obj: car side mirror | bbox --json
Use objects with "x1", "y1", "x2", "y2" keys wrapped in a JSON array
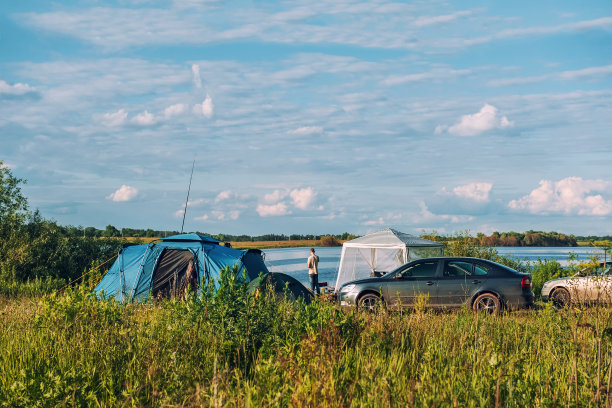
[{"x1": 394, "y1": 274, "x2": 403, "y2": 279}]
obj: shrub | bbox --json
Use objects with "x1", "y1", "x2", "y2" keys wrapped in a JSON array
[
  {"x1": 320, "y1": 235, "x2": 341, "y2": 246},
  {"x1": 530, "y1": 258, "x2": 566, "y2": 297}
]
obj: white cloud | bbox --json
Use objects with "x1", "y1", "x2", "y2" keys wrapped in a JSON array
[
  {"x1": 164, "y1": 103, "x2": 187, "y2": 118},
  {"x1": 364, "y1": 217, "x2": 385, "y2": 226},
  {"x1": 194, "y1": 213, "x2": 209, "y2": 221},
  {"x1": 424, "y1": 182, "x2": 494, "y2": 218},
  {"x1": 106, "y1": 185, "x2": 138, "y2": 202},
  {"x1": 288, "y1": 126, "x2": 323, "y2": 136},
  {"x1": 509, "y1": 177, "x2": 612, "y2": 216},
  {"x1": 0, "y1": 162, "x2": 15, "y2": 169},
  {"x1": 256, "y1": 202, "x2": 289, "y2": 216},
  {"x1": 0, "y1": 79, "x2": 36, "y2": 95},
  {"x1": 191, "y1": 64, "x2": 202, "y2": 88},
  {"x1": 414, "y1": 10, "x2": 473, "y2": 27},
  {"x1": 258, "y1": 187, "x2": 318, "y2": 214},
  {"x1": 263, "y1": 189, "x2": 287, "y2": 204},
  {"x1": 383, "y1": 68, "x2": 472, "y2": 86},
  {"x1": 558, "y1": 64, "x2": 612, "y2": 80},
  {"x1": 290, "y1": 187, "x2": 317, "y2": 209},
  {"x1": 489, "y1": 64, "x2": 612, "y2": 87},
  {"x1": 215, "y1": 190, "x2": 232, "y2": 203},
  {"x1": 187, "y1": 198, "x2": 205, "y2": 207},
  {"x1": 440, "y1": 104, "x2": 513, "y2": 136},
  {"x1": 101, "y1": 109, "x2": 128, "y2": 127},
  {"x1": 416, "y1": 202, "x2": 475, "y2": 224},
  {"x1": 210, "y1": 210, "x2": 240, "y2": 221},
  {"x1": 131, "y1": 110, "x2": 157, "y2": 126},
  {"x1": 453, "y1": 182, "x2": 493, "y2": 202},
  {"x1": 194, "y1": 94, "x2": 214, "y2": 118}
]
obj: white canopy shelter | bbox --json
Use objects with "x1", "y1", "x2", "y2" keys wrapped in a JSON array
[{"x1": 335, "y1": 228, "x2": 444, "y2": 289}]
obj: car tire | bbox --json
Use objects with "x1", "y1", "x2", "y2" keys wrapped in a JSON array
[
  {"x1": 358, "y1": 293, "x2": 383, "y2": 312},
  {"x1": 473, "y1": 293, "x2": 501, "y2": 315},
  {"x1": 551, "y1": 287, "x2": 571, "y2": 308}
]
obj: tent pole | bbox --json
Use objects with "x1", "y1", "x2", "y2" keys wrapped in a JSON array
[{"x1": 181, "y1": 157, "x2": 196, "y2": 234}]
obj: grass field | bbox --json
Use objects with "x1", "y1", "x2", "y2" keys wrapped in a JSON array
[
  {"x1": 1, "y1": 235, "x2": 608, "y2": 407},
  {"x1": 2, "y1": 273, "x2": 612, "y2": 407}
]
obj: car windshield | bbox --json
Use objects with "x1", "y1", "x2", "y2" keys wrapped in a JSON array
[
  {"x1": 381, "y1": 263, "x2": 411, "y2": 279},
  {"x1": 575, "y1": 263, "x2": 612, "y2": 277}
]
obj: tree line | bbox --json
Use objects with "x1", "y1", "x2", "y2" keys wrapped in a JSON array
[
  {"x1": 34, "y1": 225, "x2": 357, "y2": 243},
  {"x1": 422, "y1": 230, "x2": 579, "y2": 247}
]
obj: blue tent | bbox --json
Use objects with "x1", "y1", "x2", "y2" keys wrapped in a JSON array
[{"x1": 94, "y1": 234, "x2": 269, "y2": 302}]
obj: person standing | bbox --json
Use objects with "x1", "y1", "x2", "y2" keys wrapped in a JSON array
[{"x1": 307, "y1": 248, "x2": 320, "y2": 295}]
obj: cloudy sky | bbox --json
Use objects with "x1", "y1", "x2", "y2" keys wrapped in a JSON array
[{"x1": 1, "y1": 1, "x2": 611, "y2": 236}]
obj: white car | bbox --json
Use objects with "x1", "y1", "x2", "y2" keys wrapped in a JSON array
[{"x1": 541, "y1": 262, "x2": 612, "y2": 307}]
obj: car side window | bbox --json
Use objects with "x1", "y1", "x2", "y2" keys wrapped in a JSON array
[
  {"x1": 473, "y1": 263, "x2": 488, "y2": 276},
  {"x1": 444, "y1": 261, "x2": 473, "y2": 277},
  {"x1": 401, "y1": 261, "x2": 438, "y2": 278},
  {"x1": 443, "y1": 261, "x2": 489, "y2": 277}
]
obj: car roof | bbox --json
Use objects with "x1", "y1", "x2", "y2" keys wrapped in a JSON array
[{"x1": 410, "y1": 257, "x2": 494, "y2": 262}]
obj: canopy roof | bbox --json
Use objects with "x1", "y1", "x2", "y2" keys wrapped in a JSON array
[
  {"x1": 160, "y1": 233, "x2": 221, "y2": 243},
  {"x1": 343, "y1": 228, "x2": 443, "y2": 248},
  {"x1": 335, "y1": 228, "x2": 443, "y2": 289}
]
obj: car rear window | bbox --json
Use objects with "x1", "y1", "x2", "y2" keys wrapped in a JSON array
[{"x1": 485, "y1": 260, "x2": 520, "y2": 275}]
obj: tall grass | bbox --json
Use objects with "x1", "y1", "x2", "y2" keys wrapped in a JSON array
[{"x1": 2, "y1": 266, "x2": 612, "y2": 407}]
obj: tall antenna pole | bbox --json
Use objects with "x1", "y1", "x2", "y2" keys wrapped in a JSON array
[{"x1": 181, "y1": 157, "x2": 196, "y2": 234}]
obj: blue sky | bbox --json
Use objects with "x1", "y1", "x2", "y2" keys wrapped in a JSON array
[{"x1": 1, "y1": 1, "x2": 611, "y2": 236}]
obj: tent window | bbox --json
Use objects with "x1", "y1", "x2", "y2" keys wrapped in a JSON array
[{"x1": 152, "y1": 249, "x2": 197, "y2": 298}]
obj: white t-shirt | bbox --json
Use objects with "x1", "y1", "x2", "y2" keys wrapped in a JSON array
[{"x1": 307, "y1": 254, "x2": 319, "y2": 275}]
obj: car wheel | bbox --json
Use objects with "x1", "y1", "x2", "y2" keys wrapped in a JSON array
[
  {"x1": 551, "y1": 287, "x2": 571, "y2": 308},
  {"x1": 473, "y1": 293, "x2": 501, "y2": 315},
  {"x1": 358, "y1": 293, "x2": 383, "y2": 312}
]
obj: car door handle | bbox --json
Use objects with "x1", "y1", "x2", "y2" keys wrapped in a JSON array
[
  {"x1": 472, "y1": 280, "x2": 481, "y2": 284},
  {"x1": 426, "y1": 281, "x2": 435, "y2": 286}
]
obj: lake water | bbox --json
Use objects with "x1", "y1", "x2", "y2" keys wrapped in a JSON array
[{"x1": 262, "y1": 246, "x2": 609, "y2": 289}]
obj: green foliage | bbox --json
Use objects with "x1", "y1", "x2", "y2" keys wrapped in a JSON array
[
  {"x1": 0, "y1": 164, "x2": 123, "y2": 291},
  {"x1": 529, "y1": 258, "x2": 566, "y2": 297},
  {"x1": 0, "y1": 211, "x2": 123, "y2": 284},
  {"x1": 4, "y1": 279, "x2": 612, "y2": 406},
  {"x1": 423, "y1": 229, "x2": 578, "y2": 247},
  {"x1": 434, "y1": 231, "x2": 529, "y2": 273},
  {"x1": 0, "y1": 276, "x2": 65, "y2": 298},
  {"x1": 0, "y1": 161, "x2": 28, "y2": 223}
]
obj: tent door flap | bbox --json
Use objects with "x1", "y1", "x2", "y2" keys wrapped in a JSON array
[{"x1": 151, "y1": 249, "x2": 198, "y2": 298}]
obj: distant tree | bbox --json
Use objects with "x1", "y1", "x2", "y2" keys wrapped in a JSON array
[
  {"x1": 341, "y1": 232, "x2": 357, "y2": 240},
  {"x1": 0, "y1": 161, "x2": 28, "y2": 223},
  {"x1": 320, "y1": 235, "x2": 341, "y2": 246},
  {"x1": 102, "y1": 225, "x2": 120, "y2": 237},
  {"x1": 83, "y1": 227, "x2": 97, "y2": 238}
]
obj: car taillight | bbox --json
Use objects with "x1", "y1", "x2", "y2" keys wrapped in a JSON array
[{"x1": 521, "y1": 276, "x2": 531, "y2": 290}]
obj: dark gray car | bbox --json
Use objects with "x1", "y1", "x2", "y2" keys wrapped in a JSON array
[{"x1": 336, "y1": 257, "x2": 534, "y2": 314}]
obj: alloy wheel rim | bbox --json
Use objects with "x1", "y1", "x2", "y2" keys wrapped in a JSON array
[
  {"x1": 362, "y1": 296, "x2": 378, "y2": 310},
  {"x1": 554, "y1": 291, "x2": 569, "y2": 307},
  {"x1": 477, "y1": 297, "x2": 495, "y2": 313}
]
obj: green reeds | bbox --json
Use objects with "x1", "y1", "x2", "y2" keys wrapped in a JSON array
[{"x1": 1, "y1": 268, "x2": 612, "y2": 407}]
